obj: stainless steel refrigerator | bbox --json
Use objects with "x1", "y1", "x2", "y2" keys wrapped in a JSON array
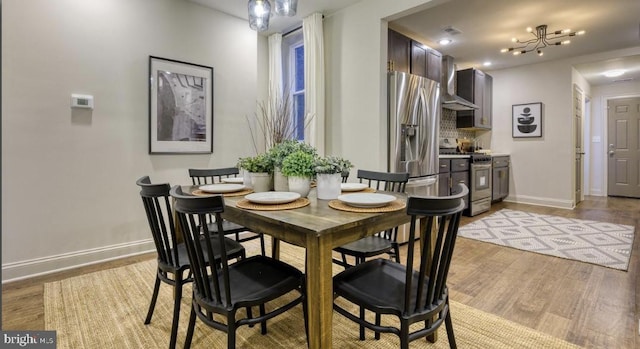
[
  {"x1": 388, "y1": 71, "x2": 440, "y2": 242},
  {"x1": 388, "y1": 71, "x2": 440, "y2": 195}
]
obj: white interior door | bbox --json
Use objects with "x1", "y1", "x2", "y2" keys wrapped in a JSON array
[{"x1": 607, "y1": 97, "x2": 640, "y2": 198}]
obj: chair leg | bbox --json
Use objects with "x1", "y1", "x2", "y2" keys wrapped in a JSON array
[
  {"x1": 247, "y1": 307, "x2": 254, "y2": 327},
  {"x1": 341, "y1": 253, "x2": 349, "y2": 269},
  {"x1": 445, "y1": 308, "x2": 457, "y2": 349},
  {"x1": 400, "y1": 322, "x2": 410, "y2": 349},
  {"x1": 359, "y1": 306, "x2": 365, "y2": 340},
  {"x1": 144, "y1": 274, "x2": 161, "y2": 324},
  {"x1": 227, "y1": 313, "x2": 237, "y2": 349},
  {"x1": 393, "y1": 244, "x2": 401, "y2": 263},
  {"x1": 425, "y1": 318, "x2": 435, "y2": 343},
  {"x1": 259, "y1": 304, "x2": 267, "y2": 335},
  {"x1": 169, "y1": 275, "x2": 183, "y2": 349},
  {"x1": 301, "y1": 288, "x2": 309, "y2": 348},
  {"x1": 259, "y1": 234, "x2": 266, "y2": 256},
  {"x1": 184, "y1": 306, "x2": 197, "y2": 349},
  {"x1": 375, "y1": 313, "x2": 381, "y2": 340}
]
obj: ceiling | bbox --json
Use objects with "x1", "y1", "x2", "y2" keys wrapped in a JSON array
[
  {"x1": 189, "y1": 0, "x2": 361, "y2": 34},
  {"x1": 191, "y1": 0, "x2": 640, "y2": 86}
]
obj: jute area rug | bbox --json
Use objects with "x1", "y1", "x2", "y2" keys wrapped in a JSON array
[
  {"x1": 458, "y1": 209, "x2": 635, "y2": 271},
  {"x1": 45, "y1": 240, "x2": 582, "y2": 348}
]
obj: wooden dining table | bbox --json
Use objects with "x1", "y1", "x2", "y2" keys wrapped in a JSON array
[{"x1": 215, "y1": 188, "x2": 412, "y2": 349}]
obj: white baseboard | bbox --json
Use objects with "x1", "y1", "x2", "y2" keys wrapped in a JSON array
[
  {"x1": 589, "y1": 189, "x2": 604, "y2": 196},
  {"x1": 504, "y1": 195, "x2": 575, "y2": 209},
  {"x1": 2, "y1": 239, "x2": 155, "y2": 283}
]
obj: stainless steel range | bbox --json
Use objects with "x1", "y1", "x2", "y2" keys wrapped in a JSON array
[
  {"x1": 468, "y1": 154, "x2": 492, "y2": 216},
  {"x1": 439, "y1": 138, "x2": 492, "y2": 216}
]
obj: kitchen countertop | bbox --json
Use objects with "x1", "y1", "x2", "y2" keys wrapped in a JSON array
[
  {"x1": 439, "y1": 153, "x2": 511, "y2": 159},
  {"x1": 439, "y1": 154, "x2": 471, "y2": 159}
]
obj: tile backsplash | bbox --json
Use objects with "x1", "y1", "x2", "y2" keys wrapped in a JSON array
[{"x1": 439, "y1": 108, "x2": 475, "y2": 140}]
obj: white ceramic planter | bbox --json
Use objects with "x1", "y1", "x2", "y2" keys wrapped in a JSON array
[
  {"x1": 316, "y1": 173, "x2": 342, "y2": 200},
  {"x1": 287, "y1": 176, "x2": 311, "y2": 198},
  {"x1": 250, "y1": 172, "x2": 272, "y2": 193},
  {"x1": 242, "y1": 169, "x2": 252, "y2": 188},
  {"x1": 273, "y1": 167, "x2": 289, "y2": 191}
]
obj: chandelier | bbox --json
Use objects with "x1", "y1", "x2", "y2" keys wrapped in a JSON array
[
  {"x1": 501, "y1": 24, "x2": 585, "y2": 56},
  {"x1": 248, "y1": 0, "x2": 298, "y2": 32}
]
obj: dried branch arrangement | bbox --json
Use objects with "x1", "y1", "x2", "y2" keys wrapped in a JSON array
[{"x1": 247, "y1": 91, "x2": 313, "y2": 153}]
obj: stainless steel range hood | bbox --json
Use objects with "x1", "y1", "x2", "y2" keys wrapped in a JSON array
[{"x1": 441, "y1": 55, "x2": 479, "y2": 111}]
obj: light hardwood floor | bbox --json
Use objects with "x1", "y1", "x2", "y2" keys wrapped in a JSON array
[{"x1": 3, "y1": 196, "x2": 639, "y2": 348}]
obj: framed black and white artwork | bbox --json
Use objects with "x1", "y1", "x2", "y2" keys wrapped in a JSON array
[
  {"x1": 149, "y1": 56, "x2": 213, "y2": 154},
  {"x1": 512, "y1": 102, "x2": 542, "y2": 138}
]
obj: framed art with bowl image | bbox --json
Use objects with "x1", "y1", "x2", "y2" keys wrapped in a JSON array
[
  {"x1": 149, "y1": 56, "x2": 214, "y2": 154},
  {"x1": 512, "y1": 102, "x2": 542, "y2": 138}
]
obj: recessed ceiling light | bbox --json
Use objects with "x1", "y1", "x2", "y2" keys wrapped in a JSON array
[
  {"x1": 483, "y1": 61, "x2": 492, "y2": 66},
  {"x1": 604, "y1": 69, "x2": 625, "y2": 78},
  {"x1": 438, "y1": 39, "x2": 452, "y2": 45}
]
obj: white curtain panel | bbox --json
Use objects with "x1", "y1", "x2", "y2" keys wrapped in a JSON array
[
  {"x1": 268, "y1": 33, "x2": 283, "y2": 104},
  {"x1": 303, "y1": 12, "x2": 325, "y2": 155}
]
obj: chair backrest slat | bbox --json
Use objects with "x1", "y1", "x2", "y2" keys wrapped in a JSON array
[
  {"x1": 137, "y1": 176, "x2": 181, "y2": 268},
  {"x1": 357, "y1": 169, "x2": 410, "y2": 241},
  {"x1": 403, "y1": 183, "x2": 468, "y2": 316},
  {"x1": 171, "y1": 186, "x2": 233, "y2": 308},
  {"x1": 189, "y1": 167, "x2": 240, "y2": 185}
]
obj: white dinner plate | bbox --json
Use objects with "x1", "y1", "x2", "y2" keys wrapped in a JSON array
[
  {"x1": 337, "y1": 193, "x2": 396, "y2": 208},
  {"x1": 199, "y1": 183, "x2": 245, "y2": 193},
  {"x1": 221, "y1": 177, "x2": 244, "y2": 184},
  {"x1": 340, "y1": 183, "x2": 369, "y2": 192},
  {"x1": 245, "y1": 191, "x2": 301, "y2": 205}
]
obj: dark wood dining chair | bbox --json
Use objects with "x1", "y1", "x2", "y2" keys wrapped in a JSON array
[
  {"x1": 188, "y1": 167, "x2": 266, "y2": 256},
  {"x1": 332, "y1": 169, "x2": 410, "y2": 269},
  {"x1": 136, "y1": 176, "x2": 246, "y2": 349},
  {"x1": 333, "y1": 184, "x2": 468, "y2": 348},
  {"x1": 170, "y1": 186, "x2": 307, "y2": 349}
]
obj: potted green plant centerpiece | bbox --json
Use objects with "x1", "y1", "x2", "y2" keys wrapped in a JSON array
[
  {"x1": 269, "y1": 140, "x2": 317, "y2": 191},
  {"x1": 239, "y1": 154, "x2": 273, "y2": 192},
  {"x1": 315, "y1": 156, "x2": 353, "y2": 200},
  {"x1": 280, "y1": 150, "x2": 316, "y2": 197}
]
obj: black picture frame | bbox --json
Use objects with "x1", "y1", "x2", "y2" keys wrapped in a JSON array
[
  {"x1": 149, "y1": 56, "x2": 214, "y2": 154},
  {"x1": 512, "y1": 102, "x2": 542, "y2": 138}
]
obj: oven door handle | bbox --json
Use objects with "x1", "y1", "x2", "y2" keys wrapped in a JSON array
[{"x1": 472, "y1": 163, "x2": 492, "y2": 170}]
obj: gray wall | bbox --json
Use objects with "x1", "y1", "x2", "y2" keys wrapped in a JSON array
[{"x1": 2, "y1": 0, "x2": 259, "y2": 280}]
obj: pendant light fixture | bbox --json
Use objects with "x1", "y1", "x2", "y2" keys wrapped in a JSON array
[
  {"x1": 248, "y1": 0, "x2": 271, "y2": 32},
  {"x1": 248, "y1": 0, "x2": 298, "y2": 31},
  {"x1": 501, "y1": 24, "x2": 585, "y2": 56},
  {"x1": 274, "y1": 0, "x2": 298, "y2": 16}
]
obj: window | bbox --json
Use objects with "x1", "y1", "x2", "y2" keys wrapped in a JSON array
[{"x1": 283, "y1": 30, "x2": 305, "y2": 141}]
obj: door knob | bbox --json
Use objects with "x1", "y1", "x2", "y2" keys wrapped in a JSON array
[{"x1": 608, "y1": 150, "x2": 615, "y2": 155}]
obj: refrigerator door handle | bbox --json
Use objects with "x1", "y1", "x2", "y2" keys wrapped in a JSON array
[{"x1": 417, "y1": 87, "x2": 428, "y2": 170}]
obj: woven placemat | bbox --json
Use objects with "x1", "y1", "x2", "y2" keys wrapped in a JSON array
[
  {"x1": 341, "y1": 187, "x2": 376, "y2": 193},
  {"x1": 192, "y1": 188, "x2": 254, "y2": 197},
  {"x1": 236, "y1": 198, "x2": 310, "y2": 211},
  {"x1": 328, "y1": 199, "x2": 406, "y2": 213}
]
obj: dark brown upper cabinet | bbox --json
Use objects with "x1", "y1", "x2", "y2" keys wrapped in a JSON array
[
  {"x1": 388, "y1": 29, "x2": 442, "y2": 82},
  {"x1": 388, "y1": 29, "x2": 410, "y2": 73},
  {"x1": 456, "y1": 68, "x2": 492, "y2": 130}
]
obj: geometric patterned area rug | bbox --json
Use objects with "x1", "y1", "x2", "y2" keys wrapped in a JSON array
[{"x1": 458, "y1": 209, "x2": 635, "y2": 271}]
